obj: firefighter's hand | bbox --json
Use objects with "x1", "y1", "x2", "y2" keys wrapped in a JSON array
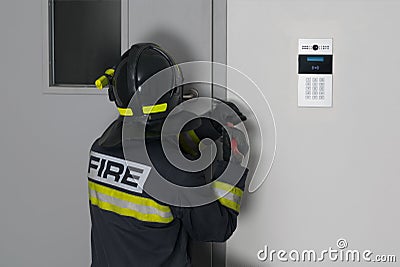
[
  {"x1": 210, "y1": 100, "x2": 247, "y2": 136},
  {"x1": 222, "y1": 125, "x2": 249, "y2": 164},
  {"x1": 215, "y1": 100, "x2": 247, "y2": 125}
]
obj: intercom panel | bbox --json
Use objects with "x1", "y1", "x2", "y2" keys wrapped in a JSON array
[{"x1": 298, "y1": 39, "x2": 333, "y2": 107}]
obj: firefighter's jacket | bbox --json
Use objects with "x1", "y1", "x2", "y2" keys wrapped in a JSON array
[{"x1": 88, "y1": 116, "x2": 248, "y2": 267}]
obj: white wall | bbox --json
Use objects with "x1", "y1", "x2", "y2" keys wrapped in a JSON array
[
  {"x1": 226, "y1": 0, "x2": 400, "y2": 266},
  {"x1": 0, "y1": 1, "x2": 115, "y2": 266}
]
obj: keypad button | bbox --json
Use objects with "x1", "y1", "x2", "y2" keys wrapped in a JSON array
[
  {"x1": 305, "y1": 96, "x2": 311, "y2": 100},
  {"x1": 312, "y1": 78, "x2": 318, "y2": 82},
  {"x1": 319, "y1": 78, "x2": 325, "y2": 82},
  {"x1": 306, "y1": 77, "x2": 311, "y2": 82},
  {"x1": 312, "y1": 96, "x2": 318, "y2": 100},
  {"x1": 319, "y1": 96, "x2": 325, "y2": 100}
]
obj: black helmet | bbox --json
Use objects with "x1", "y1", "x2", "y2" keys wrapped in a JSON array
[{"x1": 97, "y1": 43, "x2": 183, "y2": 121}]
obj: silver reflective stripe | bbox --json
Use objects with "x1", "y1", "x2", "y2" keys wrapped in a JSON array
[
  {"x1": 89, "y1": 188, "x2": 173, "y2": 220},
  {"x1": 214, "y1": 188, "x2": 242, "y2": 205}
]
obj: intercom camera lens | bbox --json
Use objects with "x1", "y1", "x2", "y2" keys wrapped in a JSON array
[{"x1": 313, "y1": 45, "x2": 319, "y2": 51}]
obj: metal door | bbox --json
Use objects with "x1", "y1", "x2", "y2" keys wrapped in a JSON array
[{"x1": 128, "y1": 1, "x2": 228, "y2": 266}]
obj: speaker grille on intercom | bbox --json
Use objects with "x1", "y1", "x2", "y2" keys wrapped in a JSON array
[{"x1": 301, "y1": 45, "x2": 330, "y2": 50}]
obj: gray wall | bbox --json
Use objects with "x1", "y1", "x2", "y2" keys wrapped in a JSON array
[
  {"x1": 0, "y1": 1, "x2": 115, "y2": 266},
  {"x1": 227, "y1": 0, "x2": 400, "y2": 266}
]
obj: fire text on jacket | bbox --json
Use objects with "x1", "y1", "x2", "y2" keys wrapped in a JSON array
[{"x1": 88, "y1": 151, "x2": 151, "y2": 194}]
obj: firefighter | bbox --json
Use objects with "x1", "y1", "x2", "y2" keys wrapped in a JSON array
[{"x1": 89, "y1": 43, "x2": 249, "y2": 266}]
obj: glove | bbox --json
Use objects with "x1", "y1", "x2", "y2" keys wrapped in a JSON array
[
  {"x1": 222, "y1": 125, "x2": 249, "y2": 164},
  {"x1": 215, "y1": 100, "x2": 247, "y2": 124},
  {"x1": 210, "y1": 100, "x2": 247, "y2": 135}
]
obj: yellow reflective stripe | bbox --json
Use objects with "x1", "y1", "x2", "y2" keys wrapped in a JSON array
[
  {"x1": 179, "y1": 131, "x2": 201, "y2": 157},
  {"x1": 187, "y1": 130, "x2": 200, "y2": 145},
  {"x1": 213, "y1": 181, "x2": 243, "y2": 197},
  {"x1": 218, "y1": 198, "x2": 241, "y2": 213},
  {"x1": 118, "y1": 107, "x2": 134, "y2": 116},
  {"x1": 88, "y1": 181, "x2": 170, "y2": 213},
  {"x1": 215, "y1": 189, "x2": 242, "y2": 208},
  {"x1": 105, "y1": 69, "x2": 115, "y2": 77},
  {"x1": 89, "y1": 196, "x2": 173, "y2": 224},
  {"x1": 213, "y1": 181, "x2": 243, "y2": 212},
  {"x1": 142, "y1": 103, "x2": 168, "y2": 114},
  {"x1": 179, "y1": 134, "x2": 196, "y2": 156}
]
